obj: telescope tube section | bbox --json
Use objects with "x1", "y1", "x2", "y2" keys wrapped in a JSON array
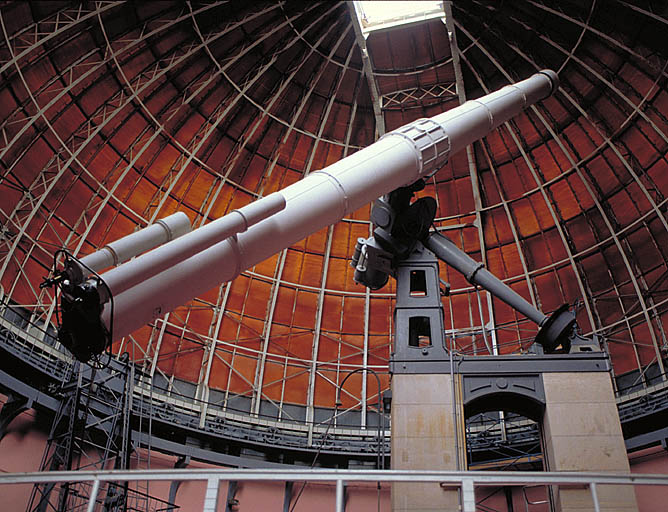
[
  {"x1": 98, "y1": 192, "x2": 286, "y2": 297},
  {"x1": 104, "y1": 70, "x2": 558, "y2": 340},
  {"x1": 425, "y1": 232, "x2": 547, "y2": 326},
  {"x1": 432, "y1": 69, "x2": 558, "y2": 156},
  {"x1": 79, "y1": 212, "x2": 191, "y2": 273}
]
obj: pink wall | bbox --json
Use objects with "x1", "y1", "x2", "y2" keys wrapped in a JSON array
[
  {"x1": 630, "y1": 445, "x2": 668, "y2": 512},
  {"x1": 125, "y1": 449, "x2": 393, "y2": 511},
  {"x1": 0, "y1": 394, "x2": 49, "y2": 511},
  {"x1": 124, "y1": 449, "x2": 394, "y2": 511},
  {"x1": 473, "y1": 451, "x2": 668, "y2": 512}
]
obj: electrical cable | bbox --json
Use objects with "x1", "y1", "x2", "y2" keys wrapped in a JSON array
[
  {"x1": 288, "y1": 408, "x2": 338, "y2": 512},
  {"x1": 337, "y1": 368, "x2": 385, "y2": 512},
  {"x1": 289, "y1": 367, "x2": 387, "y2": 511}
]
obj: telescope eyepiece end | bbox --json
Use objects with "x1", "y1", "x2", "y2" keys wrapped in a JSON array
[{"x1": 539, "y1": 69, "x2": 559, "y2": 95}]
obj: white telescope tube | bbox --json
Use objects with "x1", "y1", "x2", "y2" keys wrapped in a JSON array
[
  {"x1": 79, "y1": 212, "x2": 191, "y2": 273},
  {"x1": 99, "y1": 192, "x2": 286, "y2": 296},
  {"x1": 104, "y1": 70, "x2": 559, "y2": 340},
  {"x1": 432, "y1": 69, "x2": 558, "y2": 156}
]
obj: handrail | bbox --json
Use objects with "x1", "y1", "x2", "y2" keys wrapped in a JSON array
[{"x1": 1, "y1": 469, "x2": 667, "y2": 512}]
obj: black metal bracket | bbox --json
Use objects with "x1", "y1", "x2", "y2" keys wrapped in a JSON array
[{"x1": 0, "y1": 392, "x2": 33, "y2": 442}]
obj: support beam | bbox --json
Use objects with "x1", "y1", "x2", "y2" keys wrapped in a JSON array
[
  {"x1": 444, "y1": 1, "x2": 499, "y2": 354},
  {"x1": 283, "y1": 481, "x2": 294, "y2": 512},
  {"x1": 166, "y1": 456, "x2": 190, "y2": 511},
  {"x1": 225, "y1": 480, "x2": 239, "y2": 512},
  {"x1": 347, "y1": 3, "x2": 385, "y2": 139}
]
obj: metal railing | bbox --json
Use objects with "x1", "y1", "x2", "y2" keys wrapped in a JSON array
[
  {"x1": 522, "y1": 484, "x2": 549, "y2": 511},
  {"x1": 2, "y1": 469, "x2": 667, "y2": 512}
]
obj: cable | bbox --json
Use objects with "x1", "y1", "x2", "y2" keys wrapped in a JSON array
[
  {"x1": 290, "y1": 367, "x2": 387, "y2": 511},
  {"x1": 288, "y1": 409, "x2": 338, "y2": 512},
  {"x1": 336, "y1": 368, "x2": 386, "y2": 512}
]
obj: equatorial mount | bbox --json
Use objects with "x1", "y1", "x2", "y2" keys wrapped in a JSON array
[{"x1": 351, "y1": 182, "x2": 598, "y2": 355}]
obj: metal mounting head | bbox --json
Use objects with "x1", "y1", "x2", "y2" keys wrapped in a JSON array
[
  {"x1": 351, "y1": 237, "x2": 393, "y2": 290},
  {"x1": 353, "y1": 182, "x2": 439, "y2": 291},
  {"x1": 41, "y1": 251, "x2": 113, "y2": 364},
  {"x1": 534, "y1": 304, "x2": 576, "y2": 353}
]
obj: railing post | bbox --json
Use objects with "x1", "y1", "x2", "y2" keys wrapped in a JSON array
[
  {"x1": 203, "y1": 477, "x2": 219, "y2": 512},
  {"x1": 590, "y1": 482, "x2": 601, "y2": 512},
  {"x1": 86, "y1": 479, "x2": 100, "y2": 512},
  {"x1": 335, "y1": 479, "x2": 344, "y2": 512},
  {"x1": 461, "y1": 478, "x2": 476, "y2": 512}
]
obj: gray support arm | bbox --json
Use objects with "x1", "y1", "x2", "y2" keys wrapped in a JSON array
[
  {"x1": 425, "y1": 231, "x2": 547, "y2": 326},
  {"x1": 425, "y1": 231, "x2": 588, "y2": 353}
]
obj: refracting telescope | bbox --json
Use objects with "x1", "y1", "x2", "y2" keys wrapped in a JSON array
[{"x1": 41, "y1": 70, "x2": 592, "y2": 364}]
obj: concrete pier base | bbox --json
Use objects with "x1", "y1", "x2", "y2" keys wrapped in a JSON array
[
  {"x1": 391, "y1": 373, "x2": 464, "y2": 512},
  {"x1": 543, "y1": 372, "x2": 638, "y2": 512},
  {"x1": 390, "y1": 369, "x2": 638, "y2": 512}
]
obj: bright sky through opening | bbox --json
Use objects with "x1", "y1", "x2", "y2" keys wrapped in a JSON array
[{"x1": 353, "y1": 1, "x2": 444, "y2": 35}]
